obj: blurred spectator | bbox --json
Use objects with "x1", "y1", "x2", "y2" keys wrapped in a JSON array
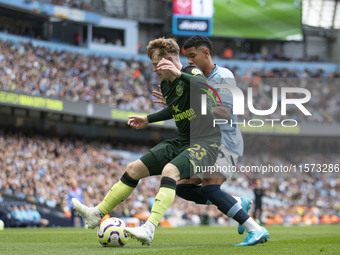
[
  {"x1": 67, "y1": 179, "x2": 85, "y2": 227},
  {"x1": 10, "y1": 206, "x2": 24, "y2": 227},
  {"x1": 74, "y1": 32, "x2": 80, "y2": 46},
  {"x1": 253, "y1": 179, "x2": 265, "y2": 224},
  {"x1": 30, "y1": 204, "x2": 49, "y2": 227},
  {"x1": 20, "y1": 205, "x2": 31, "y2": 225},
  {"x1": 223, "y1": 47, "x2": 233, "y2": 59}
]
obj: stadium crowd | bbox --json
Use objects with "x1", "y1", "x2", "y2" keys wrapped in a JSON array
[
  {"x1": 0, "y1": 40, "x2": 161, "y2": 113},
  {"x1": 0, "y1": 39, "x2": 339, "y2": 123},
  {"x1": 0, "y1": 128, "x2": 339, "y2": 227}
]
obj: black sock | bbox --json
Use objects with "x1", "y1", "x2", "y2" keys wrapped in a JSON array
[
  {"x1": 201, "y1": 185, "x2": 249, "y2": 224},
  {"x1": 176, "y1": 184, "x2": 208, "y2": 204}
]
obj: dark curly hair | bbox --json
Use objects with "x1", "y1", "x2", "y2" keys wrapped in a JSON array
[{"x1": 183, "y1": 35, "x2": 213, "y2": 54}]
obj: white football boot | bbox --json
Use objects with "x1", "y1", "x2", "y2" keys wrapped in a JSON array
[
  {"x1": 71, "y1": 198, "x2": 103, "y2": 229},
  {"x1": 125, "y1": 224, "x2": 154, "y2": 246}
]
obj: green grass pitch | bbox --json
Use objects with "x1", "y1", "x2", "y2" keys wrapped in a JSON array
[
  {"x1": 213, "y1": 0, "x2": 302, "y2": 40},
  {"x1": 1, "y1": 225, "x2": 340, "y2": 255}
]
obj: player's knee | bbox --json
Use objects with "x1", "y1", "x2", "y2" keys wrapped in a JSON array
[
  {"x1": 126, "y1": 162, "x2": 138, "y2": 179},
  {"x1": 126, "y1": 160, "x2": 149, "y2": 180},
  {"x1": 201, "y1": 184, "x2": 220, "y2": 197},
  {"x1": 202, "y1": 175, "x2": 226, "y2": 186},
  {"x1": 161, "y1": 163, "x2": 180, "y2": 181}
]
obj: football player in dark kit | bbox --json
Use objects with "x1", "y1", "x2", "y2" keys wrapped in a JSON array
[{"x1": 72, "y1": 37, "x2": 221, "y2": 245}]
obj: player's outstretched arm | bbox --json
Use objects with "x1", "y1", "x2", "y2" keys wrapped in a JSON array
[
  {"x1": 147, "y1": 107, "x2": 173, "y2": 123},
  {"x1": 127, "y1": 116, "x2": 149, "y2": 129}
]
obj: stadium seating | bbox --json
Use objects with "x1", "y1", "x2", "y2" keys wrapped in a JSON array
[
  {"x1": 0, "y1": 39, "x2": 339, "y2": 123},
  {"x1": 0, "y1": 127, "x2": 339, "y2": 226}
]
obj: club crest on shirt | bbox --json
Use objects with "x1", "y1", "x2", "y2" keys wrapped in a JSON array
[
  {"x1": 191, "y1": 68, "x2": 203, "y2": 76},
  {"x1": 176, "y1": 84, "x2": 183, "y2": 96}
]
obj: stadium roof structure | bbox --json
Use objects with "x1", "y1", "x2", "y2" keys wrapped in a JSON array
[{"x1": 303, "y1": 0, "x2": 340, "y2": 29}]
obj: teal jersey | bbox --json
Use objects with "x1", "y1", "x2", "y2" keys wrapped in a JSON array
[{"x1": 207, "y1": 65, "x2": 243, "y2": 157}]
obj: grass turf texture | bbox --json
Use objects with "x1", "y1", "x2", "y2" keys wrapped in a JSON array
[
  {"x1": 213, "y1": 0, "x2": 302, "y2": 40},
  {"x1": 0, "y1": 225, "x2": 339, "y2": 255}
]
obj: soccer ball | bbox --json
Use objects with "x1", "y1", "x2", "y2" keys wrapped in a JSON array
[
  {"x1": 97, "y1": 217, "x2": 129, "y2": 247},
  {"x1": 0, "y1": 220, "x2": 4, "y2": 231}
]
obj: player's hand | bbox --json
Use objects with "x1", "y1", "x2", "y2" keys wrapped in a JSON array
[
  {"x1": 127, "y1": 115, "x2": 149, "y2": 129},
  {"x1": 152, "y1": 85, "x2": 167, "y2": 106},
  {"x1": 156, "y1": 58, "x2": 181, "y2": 78}
]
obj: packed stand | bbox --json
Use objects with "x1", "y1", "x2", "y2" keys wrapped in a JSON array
[
  {"x1": 0, "y1": 128, "x2": 339, "y2": 227},
  {"x1": 1, "y1": 39, "x2": 339, "y2": 123},
  {"x1": 0, "y1": 39, "x2": 161, "y2": 113},
  {"x1": 228, "y1": 177, "x2": 340, "y2": 226}
]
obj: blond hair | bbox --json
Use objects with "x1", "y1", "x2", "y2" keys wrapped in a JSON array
[{"x1": 147, "y1": 37, "x2": 180, "y2": 60}]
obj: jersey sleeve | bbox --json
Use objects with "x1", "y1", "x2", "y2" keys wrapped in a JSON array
[
  {"x1": 147, "y1": 107, "x2": 172, "y2": 123},
  {"x1": 179, "y1": 65, "x2": 207, "y2": 88}
]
